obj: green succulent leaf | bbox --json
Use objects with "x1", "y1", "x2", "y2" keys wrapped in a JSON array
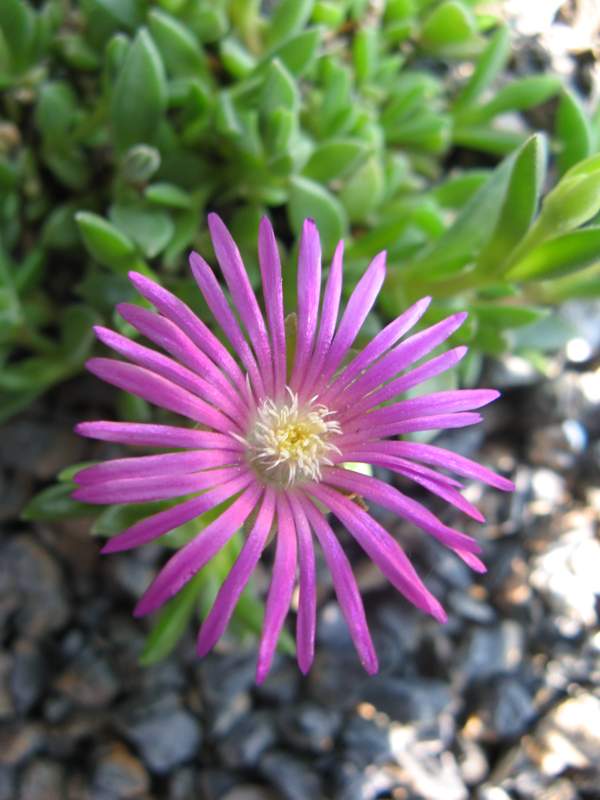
[
  {"x1": 111, "y1": 28, "x2": 168, "y2": 150},
  {"x1": 505, "y1": 228, "x2": 600, "y2": 281},
  {"x1": 288, "y1": 176, "x2": 348, "y2": 256},
  {"x1": 21, "y1": 483, "x2": 97, "y2": 521},
  {"x1": 477, "y1": 134, "x2": 546, "y2": 273},
  {"x1": 75, "y1": 212, "x2": 137, "y2": 273},
  {"x1": 140, "y1": 572, "x2": 205, "y2": 665},
  {"x1": 555, "y1": 88, "x2": 593, "y2": 177},
  {"x1": 110, "y1": 204, "x2": 174, "y2": 259},
  {"x1": 302, "y1": 139, "x2": 369, "y2": 182},
  {"x1": 453, "y1": 24, "x2": 511, "y2": 111}
]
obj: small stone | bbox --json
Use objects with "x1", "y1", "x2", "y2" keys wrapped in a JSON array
[
  {"x1": 359, "y1": 677, "x2": 454, "y2": 725},
  {"x1": 448, "y1": 591, "x2": 496, "y2": 624},
  {"x1": 198, "y1": 652, "x2": 255, "y2": 736},
  {"x1": 19, "y1": 759, "x2": 65, "y2": 800},
  {"x1": 222, "y1": 786, "x2": 280, "y2": 800},
  {"x1": 477, "y1": 676, "x2": 536, "y2": 741},
  {"x1": 0, "y1": 536, "x2": 69, "y2": 638},
  {"x1": 117, "y1": 693, "x2": 202, "y2": 774},
  {"x1": 218, "y1": 711, "x2": 276, "y2": 768},
  {"x1": 197, "y1": 768, "x2": 238, "y2": 800},
  {"x1": 254, "y1": 657, "x2": 301, "y2": 705},
  {"x1": 168, "y1": 767, "x2": 197, "y2": 800},
  {"x1": 10, "y1": 640, "x2": 46, "y2": 714},
  {"x1": 0, "y1": 766, "x2": 15, "y2": 800},
  {"x1": 456, "y1": 736, "x2": 488, "y2": 785},
  {"x1": 533, "y1": 693, "x2": 600, "y2": 777},
  {"x1": 340, "y1": 715, "x2": 392, "y2": 767},
  {"x1": 460, "y1": 621, "x2": 525, "y2": 684},
  {"x1": 92, "y1": 742, "x2": 150, "y2": 798},
  {"x1": 54, "y1": 646, "x2": 119, "y2": 708},
  {"x1": 0, "y1": 723, "x2": 43, "y2": 766},
  {"x1": 390, "y1": 731, "x2": 468, "y2": 800},
  {"x1": 278, "y1": 703, "x2": 341, "y2": 753},
  {"x1": 259, "y1": 750, "x2": 322, "y2": 800},
  {"x1": 0, "y1": 656, "x2": 14, "y2": 718}
]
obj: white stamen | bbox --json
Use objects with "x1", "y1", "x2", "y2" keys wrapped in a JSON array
[{"x1": 241, "y1": 388, "x2": 342, "y2": 486}]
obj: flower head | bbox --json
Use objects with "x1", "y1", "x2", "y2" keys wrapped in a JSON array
[{"x1": 74, "y1": 214, "x2": 514, "y2": 682}]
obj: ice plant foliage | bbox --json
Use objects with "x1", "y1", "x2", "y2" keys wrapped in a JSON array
[{"x1": 74, "y1": 214, "x2": 514, "y2": 682}]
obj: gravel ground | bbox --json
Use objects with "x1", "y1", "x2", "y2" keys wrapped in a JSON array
[{"x1": 1, "y1": 299, "x2": 599, "y2": 800}]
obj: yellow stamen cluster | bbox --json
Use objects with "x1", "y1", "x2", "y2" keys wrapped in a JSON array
[{"x1": 242, "y1": 388, "x2": 341, "y2": 486}]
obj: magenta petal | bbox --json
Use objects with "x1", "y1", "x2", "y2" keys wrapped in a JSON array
[
  {"x1": 354, "y1": 440, "x2": 515, "y2": 492},
  {"x1": 338, "y1": 411, "x2": 483, "y2": 443},
  {"x1": 289, "y1": 494, "x2": 317, "y2": 675},
  {"x1": 319, "y1": 250, "x2": 386, "y2": 384},
  {"x1": 299, "y1": 240, "x2": 343, "y2": 399},
  {"x1": 291, "y1": 219, "x2": 321, "y2": 390},
  {"x1": 310, "y1": 484, "x2": 447, "y2": 623},
  {"x1": 75, "y1": 421, "x2": 234, "y2": 450},
  {"x1": 336, "y1": 311, "x2": 468, "y2": 403},
  {"x1": 101, "y1": 472, "x2": 254, "y2": 553},
  {"x1": 256, "y1": 494, "x2": 298, "y2": 683},
  {"x1": 321, "y1": 466, "x2": 480, "y2": 553},
  {"x1": 196, "y1": 488, "x2": 276, "y2": 656},
  {"x1": 93, "y1": 326, "x2": 243, "y2": 428},
  {"x1": 74, "y1": 448, "x2": 242, "y2": 486},
  {"x1": 189, "y1": 252, "x2": 265, "y2": 399},
  {"x1": 117, "y1": 303, "x2": 248, "y2": 415},
  {"x1": 258, "y1": 217, "x2": 287, "y2": 397},
  {"x1": 208, "y1": 213, "x2": 274, "y2": 394},
  {"x1": 85, "y1": 358, "x2": 236, "y2": 433},
  {"x1": 322, "y1": 296, "x2": 431, "y2": 401},
  {"x1": 341, "y1": 346, "x2": 468, "y2": 419},
  {"x1": 301, "y1": 496, "x2": 378, "y2": 674},
  {"x1": 73, "y1": 465, "x2": 249, "y2": 505},
  {"x1": 342, "y1": 389, "x2": 499, "y2": 435},
  {"x1": 134, "y1": 483, "x2": 262, "y2": 616},
  {"x1": 128, "y1": 271, "x2": 247, "y2": 395}
]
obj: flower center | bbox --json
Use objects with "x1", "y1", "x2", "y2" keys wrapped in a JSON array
[{"x1": 243, "y1": 388, "x2": 341, "y2": 486}]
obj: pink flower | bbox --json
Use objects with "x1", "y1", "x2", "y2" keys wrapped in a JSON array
[{"x1": 74, "y1": 214, "x2": 513, "y2": 682}]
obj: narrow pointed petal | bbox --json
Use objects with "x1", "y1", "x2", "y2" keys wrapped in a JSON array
[
  {"x1": 322, "y1": 466, "x2": 480, "y2": 553},
  {"x1": 299, "y1": 240, "x2": 343, "y2": 399},
  {"x1": 256, "y1": 494, "x2": 298, "y2": 683},
  {"x1": 351, "y1": 440, "x2": 515, "y2": 492},
  {"x1": 101, "y1": 472, "x2": 253, "y2": 554},
  {"x1": 73, "y1": 465, "x2": 249, "y2": 505},
  {"x1": 341, "y1": 347, "x2": 468, "y2": 420},
  {"x1": 197, "y1": 488, "x2": 276, "y2": 656},
  {"x1": 189, "y1": 252, "x2": 265, "y2": 398},
  {"x1": 289, "y1": 494, "x2": 317, "y2": 675},
  {"x1": 208, "y1": 213, "x2": 274, "y2": 394},
  {"x1": 258, "y1": 217, "x2": 286, "y2": 396},
  {"x1": 101, "y1": 472, "x2": 254, "y2": 553},
  {"x1": 75, "y1": 421, "x2": 234, "y2": 450},
  {"x1": 332, "y1": 449, "x2": 486, "y2": 522},
  {"x1": 342, "y1": 389, "x2": 499, "y2": 435},
  {"x1": 310, "y1": 484, "x2": 447, "y2": 623},
  {"x1": 338, "y1": 411, "x2": 483, "y2": 443},
  {"x1": 93, "y1": 326, "x2": 243, "y2": 427},
  {"x1": 322, "y1": 296, "x2": 431, "y2": 401},
  {"x1": 319, "y1": 251, "x2": 386, "y2": 384},
  {"x1": 337, "y1": 312, "x2": 468, "y2": 402},
  {"x1": 394, "y1": 464, "x2": 485, "y2": 522},
  {"x1": 86, "y1": 358, "x2": 237, "y2": 433},
  {"x1": 128, "y1": 271, "x2": 247, "y2": 395},
  {"x1": 135, "y1": 483, "x2": 262, "y2": 616},
  {"x1": 301, "y1": 496, "x2": 378, "y2": 674},
  {"x1": 74, "y1": 449, "x2": 242, "y2": 486},
  {"x1": 290, "y1": 220, "x2": 321, "y2": 389},
  {"x1": 117, "y1": 303, "x2": 248, "y2": 414}
]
